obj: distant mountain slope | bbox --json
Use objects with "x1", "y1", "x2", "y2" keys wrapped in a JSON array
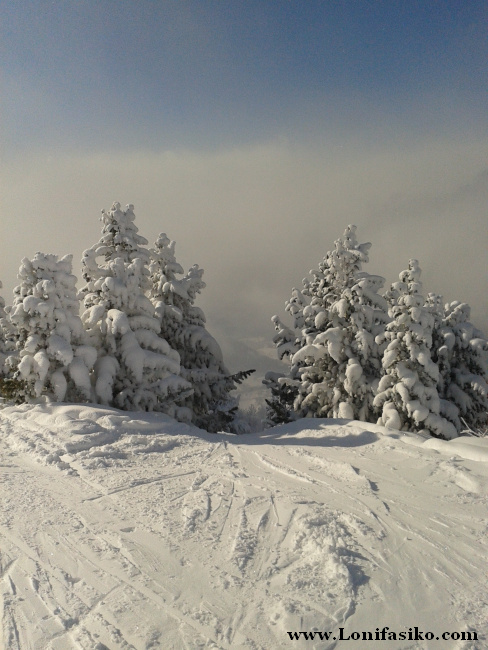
[{"x1": 1, "y1": 404, "x2": 487, "y2": 649}]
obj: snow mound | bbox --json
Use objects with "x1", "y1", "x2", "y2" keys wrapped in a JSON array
[
  {"x1": 0, "y1": 403, "x2": 199, "y2": 469},
  {"x1": 1, "y1": 404, "x2": 487, "y2": 649},
  {"x1": 422, "y1": 435, "x2": 488, "y2": 463}
]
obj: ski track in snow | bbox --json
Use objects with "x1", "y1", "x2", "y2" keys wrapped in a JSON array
[{"x1": 0, "y1": 404, "x2": 487, "y2": 649}]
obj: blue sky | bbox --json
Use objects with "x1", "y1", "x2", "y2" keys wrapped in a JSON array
[
  {"x1": 3, "y1": 1, "x2": 486, "y2": 153},
  {"x1": 2, "y1": 1, "x2": 487, "y2": 404}
]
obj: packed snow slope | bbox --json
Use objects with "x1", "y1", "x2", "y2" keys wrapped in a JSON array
[{"x1": 0, "y1": 405, "x2": 487, "y2": 650}]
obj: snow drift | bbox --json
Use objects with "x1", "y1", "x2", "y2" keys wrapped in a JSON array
[{"x1": 0, "y1": 404, "x2": 487, "y2": 649}]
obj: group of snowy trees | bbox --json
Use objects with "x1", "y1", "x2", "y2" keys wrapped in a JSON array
[
  {"x1": 1, "y1": 211, "x2": 486, "y2": 440},
  {"x1": 0, "y1": 203, "x2": 252, "y2": 433},
  {"x1": 265, "y1": 225, "x2": 488, "y2": 440}
]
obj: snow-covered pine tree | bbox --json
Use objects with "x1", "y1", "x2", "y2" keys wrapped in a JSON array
[
  {"x1": 294, "y1": 226, "x2": 389, "y2": 419},
  {"x1": 81, "y1": 203, "x2": 192, "y2": 415},
  {"x1": 263, "y1": 315, "x2": 301, "y2": 425},
  {"x1": 0, "y1": 281, "x2": 10, "y2": 375},
  {"x1": 267, "y1": 225, "x2": 388, "y2": 422},
  {"x1": 148, "y1": 233, "x2": 248, "y2": 432},
  {"x1": 7, "y1": 253, "x2": 97, "y2": 403},
  {"x1": 0, "y1": 282, "x2": 20, "y2": 401},
  {"x1": 433, "y1": 301, "x2": 488, "y2": 432},
  {"x1": 374, "y1": 259, "x2": 457, "y2": 439},
  {"x1": 263, "y1": 371, "x2": 298, "y2": 426},
  {"x1": 264, "y1": 244, "x2": 345, "y2": 425},
  {"x1": 424, "y1": 292, "x2": 462, "y2": 432}
]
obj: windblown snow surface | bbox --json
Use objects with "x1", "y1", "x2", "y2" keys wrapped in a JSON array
[{"x1": 0, "y1": 405, "x2": 487, "y2": 650}]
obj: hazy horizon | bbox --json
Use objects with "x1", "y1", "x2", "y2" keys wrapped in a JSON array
[{"x1": 2, "y1": 1, "x2": 487, "y2": 405}]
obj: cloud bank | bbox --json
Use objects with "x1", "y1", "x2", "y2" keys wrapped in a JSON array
[{"x1": 2, "y1": 130, "x2": 487, "y2": 404}]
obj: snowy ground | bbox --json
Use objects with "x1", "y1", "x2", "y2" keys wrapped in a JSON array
[{"x1": 0, "y1": 404, "x2": 487, "y2": 650}]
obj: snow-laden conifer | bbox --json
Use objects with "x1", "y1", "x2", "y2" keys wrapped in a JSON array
[
  {"x1": 263, "y1": 315, "x2": 301, "y2": 425},
  {"x1": 263, "y1": 371, "x2": 298, "y2": 426},
  {"x1": 7, "y1": 254, "x2": 96, "y2": 402},
  {"x1": 81, "y1": 203, "x2": 191, "y2": 415},
  {"x1": 294, "y1": 226, "x2": 388, "y2": 419},
  {"x1": 267, "y1": 226, "x2": 388, "y2": 422},
  {"x1": 434, "y1": 301, "x2": 488, "y2": 432},
  {"x1": 424, "y1": 292, "x2": 462, "y2": 432},
  {"x1": 0, "y1": 281, "x2": 10, "y2": 375},
  {"x1": 149, "y1": 233, "x2": 245, "y2": 432},
  {"x1": 374, "y1": 260, "x2": 457, "y2": 439}
]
